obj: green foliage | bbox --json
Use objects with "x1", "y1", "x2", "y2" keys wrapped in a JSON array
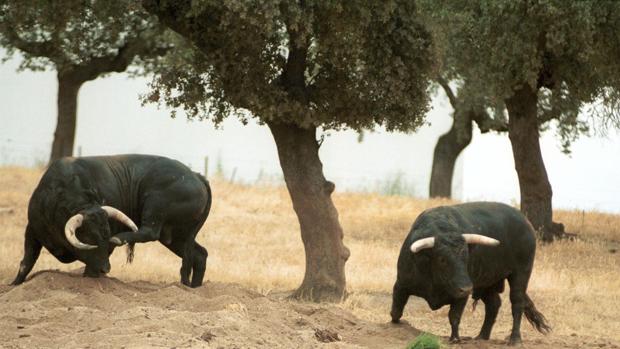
[
  {"x1": 143, "y1": 0, "x2": 434, "y2": 132},
  {"x1": 405, "y1": 333, "x2": 442, "y2": 349},
  {"x1": 419, "y1": 0, "x2": 620, "y2": 149},
  {"x1": 0, "y1": 0, "x2": 166, "y2": 74}
]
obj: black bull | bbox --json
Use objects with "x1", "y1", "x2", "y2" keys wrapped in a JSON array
[
  {"x1": 390, "y1": 202, "x2": 550, "y2": 345},
  {"x1": 11, "y1": 154, "x2": 212, "y2": 287}
]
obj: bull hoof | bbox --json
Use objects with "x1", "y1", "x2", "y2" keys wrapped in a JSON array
[
  {"x1": 109, "y1": 236, "x2": 124, "y2": 246},
  {"x1": 449, "y1": 337, "x2": 461, "y2": 344},
  {"x1": 83, "y1": 271, "x2": 100, "y2": 278},
  {"x1": 507, "y1": 336, "x2": 522, "y2": 346},
  {"x1": 82, "y1": 267, "x2": 101, "y2": 278}
]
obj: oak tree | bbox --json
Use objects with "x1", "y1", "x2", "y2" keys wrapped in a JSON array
[
  {"x1": 142, "y1": 0, "x2": 434, "y2": 301},
  {"x1": 0, "y1": 0, "x2": 167, "y2": 162},
  {"x1": 420, "y1": 0, "x2": 620, "y2": 240}
]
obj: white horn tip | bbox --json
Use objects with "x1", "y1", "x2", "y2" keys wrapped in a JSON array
[
  {"x1": 410, "y1": 237, "x2": 435, "y2": 253},
  {"x1": 463, "y1": 234, "x2": 500, "y2": 246}
]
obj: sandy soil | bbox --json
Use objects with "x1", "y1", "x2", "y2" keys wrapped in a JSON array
[
  {"x1": 1, "y1": 271, "x2": 617, "y2": 349},
  {"x1": 0, "y1": 270, "x2": 415, "y2": 349}
]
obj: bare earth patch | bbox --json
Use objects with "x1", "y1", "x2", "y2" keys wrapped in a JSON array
[
  {"x1": 1, "y1": 271, "x2": 617, "y2": 349},
  {"x1": 0, "y1": 271, "x2": 416, "y2": 348}
]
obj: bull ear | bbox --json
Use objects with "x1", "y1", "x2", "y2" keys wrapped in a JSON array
[
  {"x1": 410, "y1": 237, "x2": 435, "y2": 253},
  {"x1": 463, "y1": 234, "x2": 500, "y2": 246}
]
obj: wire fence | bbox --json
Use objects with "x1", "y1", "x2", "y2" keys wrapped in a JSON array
[
  {"x1": 0, "y1": 137, "x2": 430, "y2": 198},
  {"x1": 3, "y1": 136, "x2": 616, "y2": 213}
]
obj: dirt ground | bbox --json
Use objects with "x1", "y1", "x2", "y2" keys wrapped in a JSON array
[
  {"x1": 0, "y1": 270, "x2": 617, "y2": 349},
  {"x1": 1, "y1": 167, "x2": 619, "y2": 348}
]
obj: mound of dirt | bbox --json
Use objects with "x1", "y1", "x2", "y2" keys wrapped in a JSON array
[
  {"x1": 0, "y1": 270, "x2": 420, "y2": 348},
  {"x1": 1, "y1": 271, "x2": 612, "y2": 349}
]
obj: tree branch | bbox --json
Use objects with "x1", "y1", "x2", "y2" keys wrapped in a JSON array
[
  {"x1": 141, "y1": 0, "x2": 194, "y2": 40},
  {"x1": 435, "y1": 76, "x2": 508, "y2": 133},
  {"x1": 70, "y1": 33, "x2": 169, "y2": 82},
  {"x1": 436, "y1": 76, "x2": 458, "y2": 108},
  {"x1": 0, "y1": 21, "x2": 64, "y2": 61},
  {"x1": 470, "y1": 109, "x2": 508, "y2": 133}
]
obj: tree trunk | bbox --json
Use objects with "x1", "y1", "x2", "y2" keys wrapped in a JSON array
[
  {"x1": 505, "y1": 85, "x2": 557, "y2": 241},
  {"x1": 429, "y1": 113, "x2": 473, "y2": 198},
  {"x1": 49, "y1": 72, "x2": 84, "y2": 163},
  {"x1": 268, "y1": 121, "x2": 350, "y2": 302}
]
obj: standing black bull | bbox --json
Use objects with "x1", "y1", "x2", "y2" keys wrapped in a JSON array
[
  {"x1": 11, "y1": 154, "x2": 212, "y2": 287},
  {"x1": 390, "y1": 202, "x2": 550, "y2": 345}
]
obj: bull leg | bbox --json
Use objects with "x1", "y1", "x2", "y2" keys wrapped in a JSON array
[
  {"x1": 163, "y1": 238, "x2": 194, "y2": 286},
  {"x1": 507, "y1": 271, "x2": 531, "y2": 345},
  {"x1": 190, "y1": 242, "x2": 208, "y2": 287},
  {"x1": 390, "y1": 282, "x2": 410, "y2": 323},
  {"x1": 476, "y1": 291, "x2": 501, "y2": 340},
  {"x1": 448, "y1": 297, "x2": 467, "y2": 343},
  {"x1": 110, "y1": 224, "x2": 162, "y2": 246},
  {"x1": 11, "y1": 226, "x2": 42, "y2": 285}
]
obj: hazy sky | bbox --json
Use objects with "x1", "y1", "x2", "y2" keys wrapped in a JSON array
[{"x1": 1, "y1": 53, "x2": 619, "y2": 213}]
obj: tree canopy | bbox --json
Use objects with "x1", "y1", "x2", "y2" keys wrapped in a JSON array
[
  {"x1": 419, "y1": 0, "x2": 620, "y2": 150},
  {"x1": 0, "y1": 0, "x2": 165, "y2": 76},
  {"x1": 144, "y1": 0, "x2": 434, "y2": 132}
]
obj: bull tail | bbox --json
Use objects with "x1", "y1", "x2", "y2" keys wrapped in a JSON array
[
  {"x1": 523, "y1": 294, "x2": 551, "y2": 334},
  {"x1": 126, "y1": 243, "x2": 135, "y2": 264}
]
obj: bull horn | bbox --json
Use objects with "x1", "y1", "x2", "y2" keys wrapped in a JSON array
[
  {"x1": 410, "y1": 237, "x2": 435, "y2": 253},
  {"x1": 64, "y1": 214, "x2": 97, "y2": 250},
  {"x1": 101, "y1": 206, "x2": 138, "y2": 232},
  {"x1": 463, "y1": 234, "x2": 500, "y2": 246}
]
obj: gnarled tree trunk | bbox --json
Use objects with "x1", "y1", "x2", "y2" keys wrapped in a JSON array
[
  {"x1": 50, "y1": 72, "x2": 84, "y2": 163},
  {"x1": 429, "y1": 113, "x2": 473, "y2": 198},
  {"x1": 268, "y1": 121, "x2": 350, "y2": 302},
  {"x1": 505, "y1": 85, "x2": 556, "y2": 241}
]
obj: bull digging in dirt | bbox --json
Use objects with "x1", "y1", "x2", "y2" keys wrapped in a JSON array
[
  {"x1": 11, "y1": 154, "x2": 212, "y2": 287},
  {"x1": 390, "y1": 202, "x2": 550, "y2": 345}
]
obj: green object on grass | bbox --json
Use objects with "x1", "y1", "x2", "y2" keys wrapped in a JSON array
[{"x1": 405, "y1": 333, "x2": 442, "y2": 349}]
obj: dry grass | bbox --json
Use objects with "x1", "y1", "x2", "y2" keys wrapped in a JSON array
[{"x1": 1, "y1": 167, "x2": 619, "y2": 344}]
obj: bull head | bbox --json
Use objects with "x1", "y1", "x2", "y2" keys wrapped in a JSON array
[
  {"x1": 64, "y1": 206, "x2": 138, "y2": 250},
  {"x1": 409, "y1": 233, "x2": 500, "y2": 300}
]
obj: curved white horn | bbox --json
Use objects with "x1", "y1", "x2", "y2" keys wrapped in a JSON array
[
  {"x1": 101, "y1": 206, "x2": 138, "y2": 232},
  {"x1": 64, "y1": 214, "x2": 97, "y2": 250},
  {"x1": 463, "y1": 234, "x2": 500, "y2": 246},
  {"x1": 410, "y1": 237, "x2": 435, "y2": 253}
]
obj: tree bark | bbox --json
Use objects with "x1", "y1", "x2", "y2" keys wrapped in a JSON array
[
  {"x1": 49, "y1": 72, "x2": 84, "y2": 162},
  {"x1": 429, "y1": 112, "x2": 473, "y2": 198},
  {"x1": 505, "y1": 84, "x2": 556, "y2": 241},
  {"x1": 268, "y1": 121, "x2": 350, "y2": 302}
]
